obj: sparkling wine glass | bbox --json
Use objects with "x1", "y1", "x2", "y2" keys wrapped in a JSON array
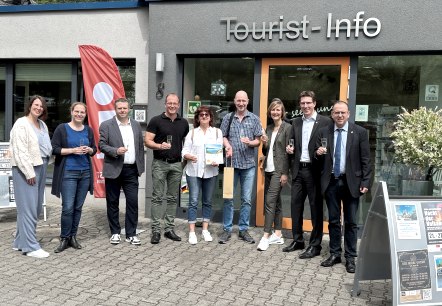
[{"x1": 321, "y1": 138, "x2": 328, "y2": 154}]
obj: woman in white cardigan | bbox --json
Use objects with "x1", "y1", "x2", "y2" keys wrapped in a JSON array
[{"x1": 10, "y1": 95, "x2": 52, "y2": 258}]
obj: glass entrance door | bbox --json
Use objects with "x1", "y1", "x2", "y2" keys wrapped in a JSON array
[{"x1": 257, "y1": 57, "x2": 350, "y2": 232}]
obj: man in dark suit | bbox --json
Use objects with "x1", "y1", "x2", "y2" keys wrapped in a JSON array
[
  {"x1": 316, "y1": 101, "x2": 371, "y2": 273},
  {"x1": 283, "y1": 91, "x2": 332, "y2": 259},
  {"x1": 99, "y1": 98, "x2": 145, "y2": 245}
]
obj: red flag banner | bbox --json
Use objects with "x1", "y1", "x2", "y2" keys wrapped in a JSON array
[{"x1": 79, "y1": 45, "x2": 125, "y2": 198}]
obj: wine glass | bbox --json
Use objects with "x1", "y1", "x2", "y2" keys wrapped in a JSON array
[
  {"x1": 240, "y1": 128, "x2": 247, "y2": 142},
  {"x1": 288, "y1": 139, "x2": 294, "y2": 149},
  {"x1": 167, "y1": 135, "x2": 173, "y2": 145},
  {"x1": 321, "y1": 138, "x2": 328, "y2": 154}
]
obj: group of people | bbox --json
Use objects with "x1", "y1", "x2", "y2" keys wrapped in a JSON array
[
  {"x1": 9, "y1": 90, "x2": 371, "y2": 274},
  {"x1": 259, "y1": 91, "x2": 371, "y2": 274}
]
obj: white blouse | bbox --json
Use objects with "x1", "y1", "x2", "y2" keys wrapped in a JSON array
[{"x1": 182, "y1": 126, "x2": 223, "y2": 178}]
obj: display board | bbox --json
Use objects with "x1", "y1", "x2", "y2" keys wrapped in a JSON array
[
  {"x1": 353, "y1": 181, "x2": 442, "y2": 305},
  {"x1": 0, "y1": 142, "x2": 15, "y2": 208}
]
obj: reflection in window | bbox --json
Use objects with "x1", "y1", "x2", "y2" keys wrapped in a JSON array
[
  {"x1": 116, "y1": 60, "x2": 136, "y2": 106},
  {"x1": 356, "y1": 55, "x2": 442, "y2": 222},
  {"x1": 0, "y1": 66, "x2": 5, "y2": 141},
  {"x1": 183, "y1": 58, "x2": 255, "y2": 129},
  {"x1": 14, "y1": 63, "x2": 72, "y2": 136},
  {"x1": 182, "y1": 58, "x2": 255, "y2": 211}
]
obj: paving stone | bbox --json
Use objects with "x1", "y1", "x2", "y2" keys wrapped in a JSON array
[{"x1": 0, "y1": 187, "x2": 391, "y2": 305}]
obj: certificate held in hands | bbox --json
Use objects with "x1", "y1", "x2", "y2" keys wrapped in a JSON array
[{"x1": 205, "y1": 144, "x2": 223, "y2": 165}]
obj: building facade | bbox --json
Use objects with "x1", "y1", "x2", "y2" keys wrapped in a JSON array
[{"x1": 1, "y1": 0, "x2": 442, "y2": 231}]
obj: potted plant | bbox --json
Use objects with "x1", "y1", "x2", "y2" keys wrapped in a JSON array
[{"x1": 390, "y1": 107, "x2": 442, "y2": 195}]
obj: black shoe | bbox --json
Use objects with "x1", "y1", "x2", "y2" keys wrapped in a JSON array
[
  {"x1": 299, "y1": 246, "x2": 321, "y2": 259},
  {"x1": 54, "y1": 238, "x2": 69, "y2": 253},
  {"x1": 282, "y1": 241, "x2": 305, "y2": 252},
  {"x1": 345, "y1": 259, "x2": 356, "y2": 273},
  {"x1": 239, "y1": 230, "x2": 255, "y2": 244},
  {"x1": 69, "y1": 236, "x2": 82, "y2": 249},
  {"x1": 320, "y1": 254, "x2": 342, "y2": 267},
  {"x1": 151, "y1": 232, "x2": 161, "y2": 244},
  {"x1": 218, "y1": 231, "x2": 231, "y2": 244},
  {"x1": 164, "y1": 230, "x2": 182, "y2": 241}
]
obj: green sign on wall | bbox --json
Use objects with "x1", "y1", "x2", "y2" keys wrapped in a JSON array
[{"x1": 187, "y1": 101, "x2": 201, "y2": 118}]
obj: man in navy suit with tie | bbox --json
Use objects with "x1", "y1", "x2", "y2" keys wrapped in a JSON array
[{"x1": 315, "y1": 101, "x2": 371, "y2": 273}]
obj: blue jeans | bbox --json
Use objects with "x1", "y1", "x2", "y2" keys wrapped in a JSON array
[
  {"x1": 186, "y1": 175, "x2": 217, "y2": 223},
  {"x1": 223, "y1": 167, "x2": 255, "y2": 232},
  {"x1": 60, "y1": 170, "x2": 91, "y2": 238}
]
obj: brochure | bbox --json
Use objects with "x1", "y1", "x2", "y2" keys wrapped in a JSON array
[{"x1": 205, "y1": 144, "x2": 223, "y2": 165}]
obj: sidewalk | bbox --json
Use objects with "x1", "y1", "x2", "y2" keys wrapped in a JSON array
[{"x1": 0, "y1": 187, "x2": 391, "y2": 305}]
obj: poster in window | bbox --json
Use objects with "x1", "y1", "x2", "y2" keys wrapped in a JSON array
[
  {"x1": 425, "y1": 85, "x2": 439, "y2": 102},
  {"x1": 0, "y1": 143, "x2": 15, "y2": 208}
]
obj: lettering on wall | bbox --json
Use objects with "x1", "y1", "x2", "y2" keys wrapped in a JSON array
[{"x1": 221, "y1": 11, "x2": 381, "y2": 41}]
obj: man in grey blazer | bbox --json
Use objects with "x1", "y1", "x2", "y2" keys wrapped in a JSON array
[{"x1": 99, "y1": 98, "x2": 145, "y2": 245}]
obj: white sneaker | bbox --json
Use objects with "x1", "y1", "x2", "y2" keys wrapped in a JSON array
[
  {"x1": 189, "y1": 232, "x2": 198, "y2": 245},
  {"x1": 268, "y1": 233, "x2": 284, "y2": 245},
  {"x1": 26, "y1": 249, "x2": 49, "y2": 258},
  {"x1": 12, "y1": 247, "x2": 21, "y2": 251},
  {"x1": 202, "y1": 230, "x2": 213, "y2": 242},
  {"x1": 257, "y1": 237, "x2": 269, "y2": 251},
  {"x1": 125, "y1": 236, "x2": 141, "y2": 245},
  {"x1": 110, "y1": 234, "x2": 121, "y2": 245}
]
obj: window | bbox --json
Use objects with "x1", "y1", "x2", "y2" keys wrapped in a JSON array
[
  {"x1": 356, "y1": 55, "x2": 442, "y2": 222},
  {"x1": 0, "y1": 66, "x2": 5, "y2": 141},
  {"x1": 182, "y1": 58, "x2": 255, "y2": 211}
]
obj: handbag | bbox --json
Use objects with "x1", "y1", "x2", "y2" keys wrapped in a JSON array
[{"x1": 223, "y1": 157, "x2": 234, "y2": 199}]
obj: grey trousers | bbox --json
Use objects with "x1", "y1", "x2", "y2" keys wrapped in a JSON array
[
  {"x1": 12, "y1": 160, "x2": 47, "y2": 253},
  {"x1": 151, "y1": 159, "x2": 182, "y2": 233},
  {"x1": 264, "y1": 171, "x2": 283, "y2": 233}
]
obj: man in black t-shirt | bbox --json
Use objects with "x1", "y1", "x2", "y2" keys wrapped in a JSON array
[{"x1": 145, "y1": 93, "x2": 189, "y2": 244}]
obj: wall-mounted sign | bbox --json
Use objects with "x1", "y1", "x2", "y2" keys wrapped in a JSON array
[
  {"x1": 425, "y1": 85, "x2": 439, "y2": 102},
  {"x1": 210, "y1": 80, "x2": 227, "y2": 97},
  {"x1": 187, "y1": 101, "x2": 201, "y2": 118},
  {"x1": 221, "y1": 11, "x2": 381, "y2": 41}
]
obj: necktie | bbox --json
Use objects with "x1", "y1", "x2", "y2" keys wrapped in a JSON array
[{"x1": 334, "y1": 129, "x2": 342, "y2": 178}]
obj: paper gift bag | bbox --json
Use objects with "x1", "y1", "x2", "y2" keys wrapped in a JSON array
[{"x1": 223, "y1": 159, "x2": 234, "y2": 199}]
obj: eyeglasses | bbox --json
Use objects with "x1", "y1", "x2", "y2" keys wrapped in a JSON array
[
  {"x1": 199, "y1": 112, "x2": 210, "y2": 118},
  {"x1": 166, "y1": 102, "x2": 179, "y2": 106}
]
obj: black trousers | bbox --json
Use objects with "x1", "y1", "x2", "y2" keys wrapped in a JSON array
[
  {"x1": 290, "y1": 166, "x2": 324, "y2": 248},
  {"x1": 105, "y1": 164, "x2": 139, "y2": 238}
]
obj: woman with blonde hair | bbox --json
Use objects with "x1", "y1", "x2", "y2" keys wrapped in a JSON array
[{"x1": 257, "y1": 98, "x2": 291, "y2": 251}]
